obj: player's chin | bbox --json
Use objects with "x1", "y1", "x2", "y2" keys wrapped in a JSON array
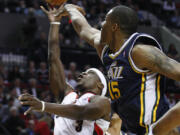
[{"x1": 76, "y1": 80, "x2": 83, "y2": 86}]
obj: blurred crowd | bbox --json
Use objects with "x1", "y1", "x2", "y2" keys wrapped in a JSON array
[
  {"x1": 1, "y1": 0, "x2": 180, "y2": 50},
  {"x1": 0, "y1": 0, "x2": 180, "y2": 27}
]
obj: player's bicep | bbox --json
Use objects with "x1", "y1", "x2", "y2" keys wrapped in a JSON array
[{"x1": 132, "y1": 45, "x2": 180, "y2": 81}]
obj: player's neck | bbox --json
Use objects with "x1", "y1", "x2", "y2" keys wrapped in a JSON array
[
  {"x1": 111, "y1": 33, "x2": 127, "y2": 53},
  {"x1": 78, "y1": 88, "x2": 99, "y2": 97}
]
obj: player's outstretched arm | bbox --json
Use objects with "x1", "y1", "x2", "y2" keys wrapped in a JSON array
[
  {"x1": 152, "y1": 102, "x2": 180, "y2": 135},
  {"x1": 41, "y1": 6, "x2": 73, "y2": 101},
  {"x1": 132, "y1": 45, "x2": 180, "y2": 81},
  {"x1": 64, "y1": 4, "x2": 105, "y2": 57},
  {"x1": 19, "y1": 94, "x2": 111, "y2": 121}
]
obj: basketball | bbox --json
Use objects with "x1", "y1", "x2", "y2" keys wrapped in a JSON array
[{"x1": 45, "y1": 0, "x2": 67, "y2": 6}]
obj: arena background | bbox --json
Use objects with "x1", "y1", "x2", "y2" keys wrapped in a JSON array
[{"x1": 0, "y1": 0, "x2": 179, "y2": 134}]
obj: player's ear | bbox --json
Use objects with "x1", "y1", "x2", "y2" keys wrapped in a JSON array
[{"x1": 112, "y1": 23, "x2": 118, "y2": 31}]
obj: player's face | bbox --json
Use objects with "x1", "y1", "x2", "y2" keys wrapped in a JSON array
[
  {"x1": 76, "y1": 71, "x2": 101, "y2": 93},
  {"x1": 100, "y1": 10, "x2": 113, "y2": 46}
]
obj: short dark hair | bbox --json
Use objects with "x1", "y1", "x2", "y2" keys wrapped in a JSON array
[{"x1": 109, "y1": 5, "x2": 138, "y2": 36}]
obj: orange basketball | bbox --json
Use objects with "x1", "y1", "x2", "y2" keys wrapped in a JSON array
[{"x1": 45, "y1": 0, "x2": 67, "y2": 6}]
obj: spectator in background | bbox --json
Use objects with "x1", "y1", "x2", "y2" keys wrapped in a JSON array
[
  {"x1": 16, "y1": 0, "x2": 28, "y2": 14},
  {"x1": 134, "y1": 4, "x2": 145, "y2": 25},
  {"x1": 167, "y1": 43, "x2": 179, "y2": 61},
  {"x1": 66, "y1": 71, "x2": 77, "y2": 89},
  {"x1": 68, "y1": 61, "x2": 79, "y2": 80},
  {"x1": 0, "y1": 97, "x2": 14, "y2": 123},
  {"x1": 37, "y1": 62, "x2": 48, "y2": 85},
  {"x1": 150, "y1": 0, "x2": 163, "y2": 19},
  {"x1": 34, "y1": 116, "x2": 52, "y2": 135},
  {"x1": 170, "y1": 10, "x2": 180, "y2": 28},
  {"x1": 0, "y1": 76, "x2": 9, "y2": 94},
  {"x1": 0, "y1": 86, "x2": 8, "y2": 105},
  {"x1": 28, "y1": 78, "x2": 39, "y2": 97},
  {"x1": 24, "y1": 61, "x2": 37, "y2": 82},
  {"x1": 0, "y1": 64, "x2": 7, "y2": 80},
  {"x1": 163, "y1": 0, "x2": 176, "y2": 12},
  {"x1": 12, "y1": 78, "x2": 22, "y2": 97},
  {"x1": 32, "y1": 1, "x2": 44, "y2": 17},
  {"x1": 8, "y1": 66, "x2": 22, "y2": 82},
  {"x1": 163, "y1": 0, "x2": 176, "y2": 24},
  {"x1": 22, "y1": 16, "x2": 38, "y2": 48},
  {"x1": 26, "y1": 120, "x2": 36, "y2": 135},
  {"x1": 31, "y1": 32, "x2": 48, "y2": 63},
  {"x1": 4, "y1": 106, "x2": 25, "y2": 135}
]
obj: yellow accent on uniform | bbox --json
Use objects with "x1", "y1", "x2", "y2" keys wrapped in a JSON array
[
  {"x1": 153, "y1": 75, "x2": 161, "y2": 122},
  {"x1": 139, "y1": 73, "x2": 145, "y2": 127},
  {"x1": 108, "y1": 81, "x2": 115, "y2": 100},
  {"x1": 128, "y1": 56, "x2": 143, "y2": 74},
  {"x1": 145, "y1": 125, "x2": 149, "y2": 134}
]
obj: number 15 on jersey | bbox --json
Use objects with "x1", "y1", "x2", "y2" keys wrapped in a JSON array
[{"x1": 108, "y1": 81, "x2": 121, "y2": 100}]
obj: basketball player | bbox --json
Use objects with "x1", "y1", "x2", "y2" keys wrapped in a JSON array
[
  {"x1": 19, "y1": 6, "x2": 112, "y2": 135},
  {"x1": 62, "y1": 4, "x2": 180, "y2": 134}
]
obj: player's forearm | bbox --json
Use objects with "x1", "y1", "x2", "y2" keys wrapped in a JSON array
[
  {"x1": 44, "y1": 102, "x2": 100, "y2": 120},
  {"x1": 48, "y1": 24, "x2": 67, "y2": 100},
  {"x1": 65, "y1": 7, "x2": 90, "y2": 38},
  {"x1": 48, "y1": 24, "x2": 60, "y2": 62}
]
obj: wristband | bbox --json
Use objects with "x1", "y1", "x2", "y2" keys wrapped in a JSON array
[
  {"x1": 41, "y1": 101, "x2": 45, "y2": 112},
  {"x1": 51, "y1": 22, "x2": 61, "y2": 25}
]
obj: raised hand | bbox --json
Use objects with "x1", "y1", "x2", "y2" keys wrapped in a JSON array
[
  {"x1": 64, "y1": 4, "x2": 86, "y2": 16},
  {"x1": 19, "y1": 93, "x2": 44, "y2": 115},
  {"x1": 40, "y1": 4, "x2": 67, "y2": 22}
]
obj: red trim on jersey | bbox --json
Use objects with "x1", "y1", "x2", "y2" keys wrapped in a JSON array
[
  {"x1": 94, "y1": 123, "x2": 103, "y2": 135},
  {"x1": 88, "y1": 98, "x2": 91, "y2": 102}
]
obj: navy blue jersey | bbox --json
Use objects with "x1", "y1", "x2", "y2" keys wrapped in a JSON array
[{"x1": 101, "y1": 33, "x2": 169, "y2": 134}]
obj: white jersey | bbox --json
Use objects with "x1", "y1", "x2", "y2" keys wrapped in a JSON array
[{"x1": 54, "y1": 91, "x2": 110, "y2": 135}]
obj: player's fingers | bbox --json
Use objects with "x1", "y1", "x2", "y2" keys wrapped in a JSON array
[
  {"x1": 55, "y1": 4, "x2": 64, "y2": 15},
  {"x1": 20, "y1": 101, "x2": 34, "y2": 106},
  {"x1": 24, "y1": 107, "x2": 33, "y2": 115},
  {"x1": 19, "y1": 94, "x2": 34, "y2": 101},
  {"x1": 40, "y1": 5, "x2": 49, "y2": 14},
  {"x1": 47, "y1": 3, "x2": 54, "y2": 11},
  {"x1": 59, "y1": 4, "x2": 65, "y2": 11}
]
